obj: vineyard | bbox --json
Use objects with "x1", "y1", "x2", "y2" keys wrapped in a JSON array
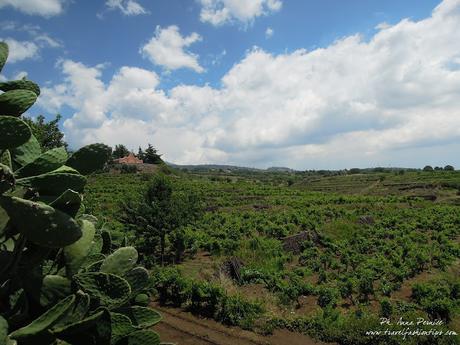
[{"x1": 85, "y1": 169, "x2": 460, "y2": 345}]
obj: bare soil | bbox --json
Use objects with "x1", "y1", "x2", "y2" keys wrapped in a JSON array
[{"x1": 152, "y1": 303, "x2": 334, "y2": 345}]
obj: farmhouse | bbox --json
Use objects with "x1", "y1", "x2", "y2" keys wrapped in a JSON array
[{"x1": 113, "y1": 152, "x2": 143, "y2": 164}]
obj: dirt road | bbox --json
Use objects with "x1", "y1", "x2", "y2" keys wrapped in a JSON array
[{"x1": 152, "y1": 303, "x2": 334, "y2": 345}]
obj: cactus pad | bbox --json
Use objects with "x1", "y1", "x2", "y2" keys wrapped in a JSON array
[
  {"x1": 10, "y1": 134, "x2": 41, "y2": 168},
  {"x1": 110, "y1": 312, "x2": 136, "y2": 344},
  {"x1": 0, "y1": 116, "x2": 32, "y2": 150},
  {"x1": 0, "y1": 150, "x2": 12, "y2": 169},
  {"x1": 52, "y1": 309, "x2": 104, "y2": 337},
  {"x1": 119, "y1": 307, "x2": 161, "y2": 328},
  {"x1": 52, "y1": 291, "x2": 91, "y2": 329},
  {"x1": 84, "y1": 259, "x2": 105, "y2": 273},
  {"x1": 0, "y1": 196, "x2": 82, "y2": 248},
  {"x1": 66, "y1": 143, "x2": 111, "y2": 175},
  {"x1": 0, "y1": 79, "x2": 40, "y2": 96},
  {"x1": 133, "y1": 294, "x2": 149, "y2": 307},
  {"x1": 49, "y1": 189, "x2": 82, "y2": 217},
  {"x1": 77, "y1": 214, "x2": 98, "y2": 224},
  {"x1": 0, "y1": 42, "x2": 8, "y2": 73},
  {"x1": 9, "y1": 295, "x2": 75, "y2": 341},
  {"x1": 100, "y1": 247, "x2": 138, "y2": 276},
  {"x1": 40, "y1": 275, "x2": 72, "y2": 307},
  {"x1": 0, "y1": 315, "x2": 7, "y2": 345},
  {"x1": 64, "y1": 220, "x2": 96, "y2": 276},
  {"x1": 0, "y1": 163, "x2": 14, "y2": 194},
  {"x1": 15, "y1": 147, "x2": 68, "y2": 178},
  {"x1": 124, "y1": 267, "x2": 149, "y2": 295},
  {"x1": 117, "y1": 330, "x2": 161, "y2": 345},
  {"x1": 73, "y1": 272, "x2": 131, "y2": 309},
  {"x1": 16, "y1": 170, "x2": 87, "y2": 195},
  {"x1": 0, "y1": 90, "x2": 37, "y2": 117}
]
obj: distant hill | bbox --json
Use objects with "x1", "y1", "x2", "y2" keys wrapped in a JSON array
[{"x1": 166, "y1": 162, "x2": 297, "y2": 173}]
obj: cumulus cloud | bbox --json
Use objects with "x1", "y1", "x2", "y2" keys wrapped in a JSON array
[
  {"x1": 140, "y1": 25, "x2": 204, "y2": 73},
  {"x1": 38, "y1": 0, "x2": 460, "y2": 168},
  {"x1": 0, "y1": 38, "x2": 39, "y2": 63},
  {"x1": 0, "y1": 0, "x2": 64, "y2": 17},
  {"x1": 105, "y1": 0, "x2": 148, "y2": 16},
  {"x1": 199, "y1": 0, "x2": 283, "y2": 26},
  {"x1": 0, "y1": 22, "x2": 62, "y2": 65}
]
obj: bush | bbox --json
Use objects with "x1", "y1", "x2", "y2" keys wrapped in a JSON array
[
  {"x1": 218, "y1": 294, "x2": 264, "y2": 329},
  {"x1": 120, "y1": 164, "x2": 139, "y2": 174},
  {"x1": 317, "y1": 287, "x2": 339, "y2": 308},
  {"x1": 153, "y1": 267, "x2": 191, "y2": 307},
  {"x1": 190, "y1": 282, "x2": 224, "y2": 317},
  {"x1": 380, "y1": 298, "x2": 393, "y2": 318}
]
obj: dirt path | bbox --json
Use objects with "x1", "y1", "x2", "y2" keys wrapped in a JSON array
[{"x1": 152, "y1": 303, "x2": 334, "y2": 345}]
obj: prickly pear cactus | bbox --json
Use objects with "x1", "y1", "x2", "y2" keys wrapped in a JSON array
[
  {"x1": 0, "y1": 116, "x2": 32, "y2": 150},
  {"x1": 0, "y1": 41, "x2": 160, "y2": 345},
  {"x1": 0, "y1": 78, "x2": 40, "y2": 96},
  {"x1": 0, "y1": 90, "x2": 37, "y2": 117}
]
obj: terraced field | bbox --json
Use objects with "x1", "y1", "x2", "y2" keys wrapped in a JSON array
[{"x1": 86, "y1": 169, "x2": 460, "y2": 345}]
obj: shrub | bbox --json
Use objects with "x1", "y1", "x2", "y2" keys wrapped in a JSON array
[
  {"x1": 379, "y1": 298, "x2": 393, "y2": 318},
  {"x1": 317, "y1": 287, "x2": 339, "y2": 308},
  {"x1": 218, "y1": 294, "x2": 264, "y2": 329}
]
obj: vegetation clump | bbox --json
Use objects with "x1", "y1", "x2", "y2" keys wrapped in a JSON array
[{"x1": 0, "y1": 41, "x2": 162, "y2": 345}]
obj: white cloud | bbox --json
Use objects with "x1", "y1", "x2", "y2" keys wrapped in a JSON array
[
  {"x1": 265, "y1": 27, "x2": 274, "y2": 38},
  {"x1": 0, "y1": 22, "x2": 61, "y2": 65},
  {"x1": 140, "y1": 25, "x2": 204, "y2": 73},
  {"x1": 38, "y1": 0, "x2": 460, "y2": 169},
  {"x1": 0, "y1": 0, "x2": 64, "y2": 17},
  {"x1": 105, "y1": 0, "x2": 148, "y2": 16},
  {"x1": 199, "y1": 0, "x2": 282, "y2": 26},
  {"x1": 35, "y1": 34, "x2": 61, "y2": 48},
  {"x1": 1, "y1": 38, "x2": 39, "y2": 63}
]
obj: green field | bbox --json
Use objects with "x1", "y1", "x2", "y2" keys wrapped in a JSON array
[{"x1": 85, "y1": 169, "x2": 460, "y2": 344}]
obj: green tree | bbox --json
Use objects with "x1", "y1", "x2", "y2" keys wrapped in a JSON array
[
  {"x1": 138, "y1": 146, "x2": 145, "y2": 161},
  {"x1": 112, "y1": 144, "x2": 130, "y2": 159},
  {"x1": 23, "y1": 114, "x2": 67, "y2": 150},
  {"x1": 143, "y1": 143, "x2": 163, "y2": 164},
  {"x1": 121, "y1": 174, "x2": 201, "y2": 266},
  {"x1": 444, "y1": 165, "x2": 455, "y2": 171},
  {"x1": 423, "y1": 165, "x2": 434, "y2": 171}
]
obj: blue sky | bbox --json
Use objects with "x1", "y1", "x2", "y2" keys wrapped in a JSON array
[{"x1": 1, "y1": 0, "x2": 460, "y2": 169}]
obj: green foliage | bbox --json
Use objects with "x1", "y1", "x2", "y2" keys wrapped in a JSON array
[
  {"x1": 113, "y1": 145, "x2": 130, "y2": 159},
  {"x1": 153, "y1": 268, "x2": 263, "y2": 328},
  {"x1": 379, "y1": 298, "x2": 393, "y2": 318},
  {"x1": 67, "y1": 143, "x2": 112, "y2": 175},
  {"x1": 121, "y1": 174, "x2": 202, "y2": 266},
  {"x1": 0, "y1": 41, "x2": 160, "y2": 345},
  {"x1": 22, "y1": 114, "x2": 68, "y2": 151},
  {"x1": 411, "y1": 278, "x2": 459, "y2": 321},
  {"x1": 136, "y1": 144, "x2": 162, "y2": 164}
]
